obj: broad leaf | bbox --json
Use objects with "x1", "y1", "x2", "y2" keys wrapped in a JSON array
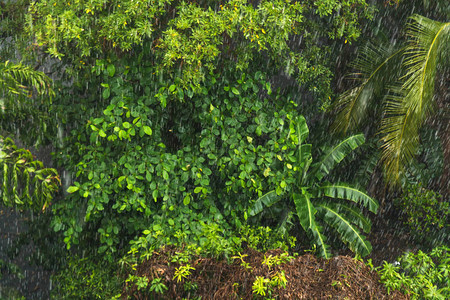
[
  {"x1": 298, "y1": 144, "x2": 312, "y2": 185},
  {"x1": 275, "y1": 209, "x2": 294, "y2": 237},
  {"x1": 313, "y1": 134, "x2": 365, "y2": 181},
  {"x1": 293, "y1": 192, "x2": 316, "y2": 232},
  {"x1": 318, "y1": 184, "x2": 379, "y2": 213},
  {"x1": 296, "y1": 115, "x2": 309, "y2": 144},
  {"x1": 309, "y1": 220, "x2": 330, "y2": 259},
  {"x1": 298, "y1": 144, "x2": 312, "y2": 168},
  {"x1": 249, "y1": 190, "x2": 280, "y2": 216},
  {"x1": 317, "y1": 201, "x2": 372, "y2": 233},
  {"x1": 317, "y1": 204, "x2": 373, "y2": 257}
]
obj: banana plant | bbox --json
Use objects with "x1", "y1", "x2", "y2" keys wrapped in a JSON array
[{"x1": 249, "y1": 115, "x2": 379, "y2": 258}]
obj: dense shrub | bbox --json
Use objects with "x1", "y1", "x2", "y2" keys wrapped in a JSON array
[
  {"x1": 377, "y1": 246, "x2": 450, "y2": 299},
  {"x1": 395, "y1": 183, "x2": 449, "y2": 245},
  {"x1": 51, "y1": 255, "x2": 122, "y2": 299}
]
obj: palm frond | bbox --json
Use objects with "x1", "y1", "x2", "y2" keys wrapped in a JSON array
[
  {"x1": 380, "y1": 15, "x2": 450, "y2": 184},
  {"x1": 317, "y1": 204, "x2": 373, "y2": 257},
  {"x1": 0, "y1": 60, "x2": 54, "y2": 99},
  {"x1": 313, "y1": 134, "x2": 365, "y2": 181},
  {"x1": 332, "y1": 44, "x2": 404, "y2": 134},
  {"x1": 317, "y1": 183, "x2": 378, "y2": 213}
]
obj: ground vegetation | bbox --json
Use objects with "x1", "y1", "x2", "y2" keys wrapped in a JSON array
[{"x1": 0, "y1": 0, "x2": 447, "y2": 299}]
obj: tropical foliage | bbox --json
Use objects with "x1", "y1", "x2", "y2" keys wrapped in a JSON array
[
  {"x1": 378, "y1": 246, "x2": 450, "y2": 299},
  {"x1": 26, "y1": 0, "x2": 375, "y2": 102},
  {"x1": 394, "y1": 183, "x2": 449, "y2": 247},
  {"x1": 0, "y1": 137, "x2": 59, "y2": 210},
  {"x1": 0, "y1": 59, "x2": 58, "y2": 211},
  {"x1": 14, "y1": 0, "x2": 378, "y2": 261},
  {"x1": 332, "y1": 14, "x2": 450, "y2": 185},
  {"x1": 249, "y1": 116, "x2": 378, "y2": 258},
  {"x1": 0, "y1": 60, "x2": 53, "y2": 99},
  {"x1": 0, "y1": 0, "x2": 446, "y2": 298}
]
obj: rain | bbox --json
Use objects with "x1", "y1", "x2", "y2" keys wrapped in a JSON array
[{"x1": 0, "y1": 0, "x2": 448, "y2": 299}]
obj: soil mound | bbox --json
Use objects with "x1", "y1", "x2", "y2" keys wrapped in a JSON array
[{"x1": 123, "y1": 247, "x2": 408, "y2": 299}]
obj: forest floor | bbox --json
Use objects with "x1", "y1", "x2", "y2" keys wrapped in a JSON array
[
  {"x1": 0, "y1": 204, "x2": 415, "y2": 299},
  {"x1": 122, "y1": 247, "x2": 409, "y2": 299},
  {"x1": 123, "y1": 204, "x2": 415, "y2": 299}
]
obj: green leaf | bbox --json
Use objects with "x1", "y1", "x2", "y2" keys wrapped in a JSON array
[
  {"x1": 194, "y1": 187, "x2": 202, "y2": 193},
  {"x1": 338, "y1": 204, "x2": 372, "y2": 233},
  {"x1": 92, "y1": 118, "x2": 104, "y2": 125},
  {"x1": 183, "y1": 194, "x2": 191, "y2": 205},
  {"x1": 102, "y1": 88, "x2": 110, "y2": 99},
  {"x1": 309, "y1": 220, "x2": 330, "y2": 259},
  {"x1": 231, "y1": 87, "x2": 240, "y2": 95},
  {"x1": 296, "y1": 115, "x2": 309, "y2": 144},
  {"x1": 293, "y1": 192, "x2": 316, "y2": 231},
  {"x1": 318, "y1": 184, "x2": 379, "y2": 213},
  {"x1": 143, "y1": 126, "x2": 152, "y2": 136},
  {"x1": 313, "y1": 134, "x2": 365, "y2": 181},
  {"x1": 249, "y1": 190, "x2": 280, "y2": 216},
  {"x1": 98, "y1": 130, "x2": 106, "y2": 137},
  {"x1": 107, "y1": 64, "x2": 115, "y2": 77},
  {"x1": 317, "y1": 204, "x2": 373, "y2": 257},
  {"x1": 169, "y1": 84, "x2": 176, "y2": 92},
  {"x1": 299, "y1": 144, "x2": 312, "y2": 162},
  {"x1": 67, "y1": 186, "x2": 79, "y2": 193}
]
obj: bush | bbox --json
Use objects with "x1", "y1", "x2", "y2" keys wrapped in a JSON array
[
  {"x1": 51, "y1": 255, "x2": 122, "y2": 299},
  {"x1": 394, "y1": 183, "x2": 449, "y2": 243},
  {"x1": 377, "y1": 246, "x2": 450, "y2": 299}
]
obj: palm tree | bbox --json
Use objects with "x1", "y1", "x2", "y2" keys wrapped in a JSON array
[
  {"x1": 332, "y1": 14, "x2": 450, "y2": 186},
  {"x1": 0, "y1": 60, "x2": 54, "y2": 103},
  {"x1": 0, "y1": 60, "x2": 59, "y2": 211}
]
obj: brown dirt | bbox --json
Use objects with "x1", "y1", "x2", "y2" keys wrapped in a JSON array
[{"x1": 122, "y1": 247, "x2": 409, "y2": 300}]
